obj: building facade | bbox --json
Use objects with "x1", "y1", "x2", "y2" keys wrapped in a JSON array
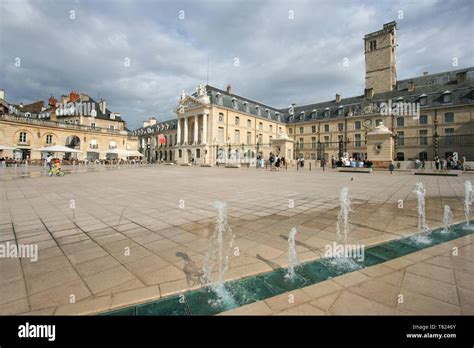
[
  {"x1": 131, "y1": 21, "x2": 474, "y2": 166},
  {"x1": 0, "y1": 91, "x2": 138, "y2": 161}
]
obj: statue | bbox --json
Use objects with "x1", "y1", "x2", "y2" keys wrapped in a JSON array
[
  {"x1": 180, "y1": 90, "x2": 186, "y2": 101},
  {"x1": 197, "y1": 84, "x2": 206, "y2": 97}
]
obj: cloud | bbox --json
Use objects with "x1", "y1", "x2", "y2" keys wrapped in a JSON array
[{"x1": 1, "y1": 0, "x2": 472, "y2": 129}]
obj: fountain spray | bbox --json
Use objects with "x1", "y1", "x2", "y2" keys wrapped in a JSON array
[
  {"x1": 414, "y1": 182, "x2": 429, "y2": 232},
  {"x1": 465, "y1": 181, "x2": 473, "y2": 229},
  {"x1": 336, "y1": 187, "x2": 351, "y2": 243},
  {"x1": 286, "y1": 227, "x2": 300, "y2": 280}
]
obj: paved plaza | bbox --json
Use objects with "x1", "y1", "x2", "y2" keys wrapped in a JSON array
[{"x1": 0, "y1": 165, "x2": 473, "y2": 315}]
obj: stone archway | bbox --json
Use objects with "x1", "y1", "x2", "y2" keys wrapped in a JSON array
[{"x1": 65, "y1": 135, "x2": 81, "y2": 160}]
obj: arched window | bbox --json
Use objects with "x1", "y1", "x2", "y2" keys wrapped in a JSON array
[
  {"x1": 396, "y1": 152, "x2": 405, "y2": 161},
  {"x1": 419, "y1": 151, "x2": 428, "y2": 161},
  {"x1": 19, "y1": 132, "x2": 27, "y2": 144}
]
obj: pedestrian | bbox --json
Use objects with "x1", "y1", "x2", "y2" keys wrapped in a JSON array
[
  {"x1": 415, "y1": 158, "x2": 420, "y2": 169},
  {"x1": 321, "y1": 159, "x2": 326, "y2": 172},
  {"x1": 275, "y1": 155, "x2": 280, "y2": 171},
  {"x1": 388, "y1": 162, "x2": 395, "y2": 174},
  {"x1": 46, "y1": 154, "x2": 53, "y2": 170},
  {"x1": 435, "y1": 156, "x2": 440, "y2": 170},
  {"x1": 331, "y1": 156, "x2": 335, "y2": 169}
]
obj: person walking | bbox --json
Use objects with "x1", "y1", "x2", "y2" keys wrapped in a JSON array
[
  {"x1": 388, "y1": 162, "x2": 395, "y2": 174},
  {"x1": 46, "y1": 154, "x2": 53, "y2": 170}
]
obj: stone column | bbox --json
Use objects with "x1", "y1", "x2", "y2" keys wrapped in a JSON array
[
  {"x1": 183, "y1": 116, "x2": 188, "y2": 145},
  {"x1": 177, "y1": 118, "x2": 181, "y2": 145},
  {"x1": 194, "y1": 114, "x2": 198, "y2": 144},
  {"x1": 202, "y1": 111, "x2": 207, "y2": 145}
]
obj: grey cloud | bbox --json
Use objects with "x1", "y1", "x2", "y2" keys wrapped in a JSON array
[{"x1": 1, "y1": 0, "x2": 472, "y2": 129}]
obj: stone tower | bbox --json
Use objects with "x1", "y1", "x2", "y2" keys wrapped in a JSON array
[{"x1": 364, "y1": 21, "x2": 397, "y2": 94}]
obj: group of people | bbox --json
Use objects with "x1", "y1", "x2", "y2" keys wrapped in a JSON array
[
  {"x1": 45, "y1": 154, "x2": 61, "y2": 172},
  {"x1": 432, "y1": 156, "x2": 466, "y2": 170},
  {"x1": 330, "y1": 156, "x2": 373, "y2": 169},
  {"x1": 268, "y1": 154, "x2": 286, "y2": 170}
]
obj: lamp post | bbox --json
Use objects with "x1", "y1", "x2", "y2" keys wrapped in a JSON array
[
  {"x1": 434, "y1": 119, "x2": 439, "y2": 159},
  {"x1": 338, "y1": 128, "x2": 344, "y2": 159},
  {"x1": 256, "y1": 135, "x2": 260, "y2": 169}
]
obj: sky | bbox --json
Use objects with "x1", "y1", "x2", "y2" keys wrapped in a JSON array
[{"x1": 1, "y1": 0, "x2": 473, "y2": 129}]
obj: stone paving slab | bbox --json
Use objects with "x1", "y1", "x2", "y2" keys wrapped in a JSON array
[{"x1": 0, "y1": 165, "x2": 473, "y2": 315}]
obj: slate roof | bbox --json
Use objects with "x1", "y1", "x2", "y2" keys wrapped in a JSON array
[
  {"x1": 134, "y1": 66, "x2": 474, "y2": 133},
  {"x1": 283, "y1": 67, "x2": 474, "y2": 124},
  {"x1": 132, "y1": 118, "x2": 178, "y2": 136}
]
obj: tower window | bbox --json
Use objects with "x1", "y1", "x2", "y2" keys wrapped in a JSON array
[{"x1": 369, "y1": 40, "x2": 377, "y2": 51}]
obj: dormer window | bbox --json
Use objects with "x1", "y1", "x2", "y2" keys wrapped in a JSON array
[
  {"x1": 110, "y1": 113, "x2": 115, "y2": 120},
  {"x1": 324, "y1": 108, "x2": 330, "y2": 117},
  {"x1": 255, "y1": 105, "x2": 261, "y2": 116},
  {"x1": 337, "y1": 107, "x2": 344, "y2": 116},
  {"x1": 265, "y1": 109, "x2": 270, "y2": 118},
  {"x1": 243, "y1": 101, "x2": 249, "y2": 113},
  {"x1": 275, "y1": 112, "x2": 280, "y2": 121},
  {"x1": 215, "y1": 92, "x2": 222, "y2": 105},
  {"x1": 312, "y1": 109, "x2": 317, "y2": 119},
  {"x1": 419, "y1": 94, "x2": 428, "y2": 106},
  {"x1": 442, "y1": 91, "x2": 452, "y2": 103},
  {"x1": 232, "y1": 97, "x2": 238, "y2": 109}
]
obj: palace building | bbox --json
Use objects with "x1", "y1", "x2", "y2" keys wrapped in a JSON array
[
  {"x1": 134, "y1": 21, "x2": 474, "y2": 166},
  {"x1": 0, "y1": 90, "x2": 139, "y2": 161}
]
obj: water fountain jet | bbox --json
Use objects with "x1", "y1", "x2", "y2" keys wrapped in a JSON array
[
  {"x1": 465, "y1": 181, "x2": 473, "y2": 229},
  {"x1": 201, "y1": 201, "x2": 236, "y2": 306},
  {"x1": 442, "y1": 205, "x2": 453, "y2": 234},
  {"x1": 285, "y1": 227, "x2": 300, "y2": 280},
  {"x1": 336, "y1": 187, "x2": 351, "y2": 243}
]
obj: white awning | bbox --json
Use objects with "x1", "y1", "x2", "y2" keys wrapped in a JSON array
[{"x1": 33, "y1": 145, "x2": 82, "y2": 153}]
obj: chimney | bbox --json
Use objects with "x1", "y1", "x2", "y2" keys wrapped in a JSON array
[
  {"x1": 143, "y1": 121, "x2": 150, "y2": 128},
  {"x1": 0, "y1": 89, "x2": 4, "y2": 100},
  {"x1": 335, "y1": 94, "x2": 342, "y2": 103},
  {"x1": 99, "y1": 99, "x2": 106, "y2": 113},
  {"x1": 50, "y1": 106, "x2": 57, "y2": 122},
  {"x1": 69, "y1": 90, "x2": 79, "y2": 103},
  {"x1": 226, "y1": 84, "x2": 232, "y2": 94},
  {"x1": 408, "y1": 81, "x2": 415, "y2": 91},
  {"x1": 149, "y1": 117, "x2": 157, "y2": 126},
  {"x1": 48, "y1": 95, "x2": 57, "y2": 107},
  {"x1": 457, "y1": 71, "x2": 467, "y2": 84}
]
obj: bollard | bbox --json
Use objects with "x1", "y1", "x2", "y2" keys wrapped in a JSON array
[{"x1": 309, "y1": 162, "x2": 311, "y2": 171}]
